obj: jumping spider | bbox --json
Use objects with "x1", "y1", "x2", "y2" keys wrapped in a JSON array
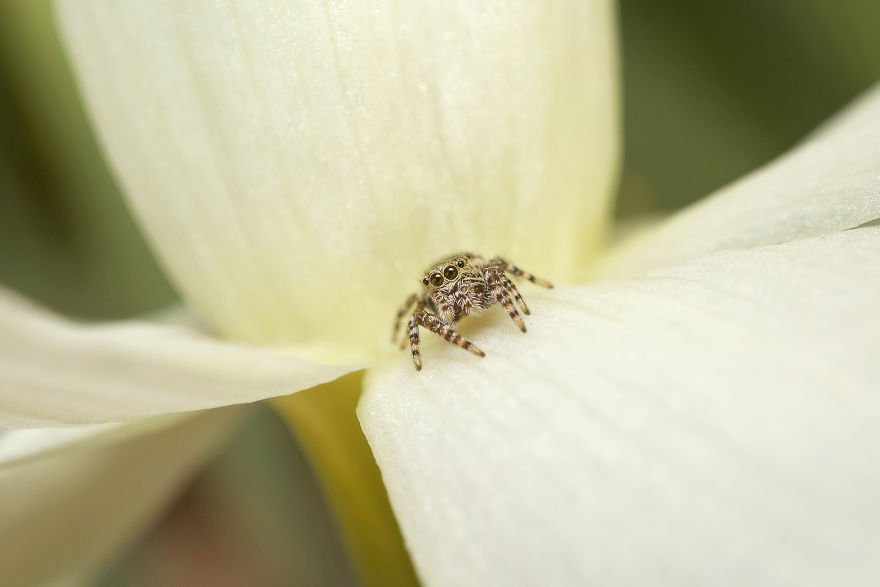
[{"x1": 392, "y1": 253, "x2": 553, "y2": 370}]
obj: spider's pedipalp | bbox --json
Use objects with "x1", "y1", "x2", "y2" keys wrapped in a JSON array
[{"x1": 490, "y1": 256, "x2": 554, "y2": 289}]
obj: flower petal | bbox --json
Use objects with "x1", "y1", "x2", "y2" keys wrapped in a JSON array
[
  {"x1": 0, "y1": 408, "x2": 241, "y2": 586},
  {"x1": 0, "y1": 287, "x2": 356, "y2": 428},
  {"x1": 57, "y1": 0, "x2": 618, "y2": 361},
  {"x1": 360, "y1": 227, "x2": 880, "y2": 586},
  {"x1": 597, "y1": 84, "x2": 880, "y2": 278},
  {"x1": 0, "y1": 414, "x2": 187, "y2": 469}
]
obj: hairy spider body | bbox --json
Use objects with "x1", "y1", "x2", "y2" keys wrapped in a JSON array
[{"x1": 392, "y1": 253, "x2": 553, "y2": 370}]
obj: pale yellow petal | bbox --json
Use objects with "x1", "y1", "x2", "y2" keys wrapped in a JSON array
[
  {"x1": 360, "y1": 227, "x2": 880, "y2": 586},
  {"x1": 597, "y1": 84, "x2": 880, "y2": 278},
  {"x1": 0, "y1": 408, "x2": 241, "y2": 586},
  {"x1": 0, "y1": 287, "x2": 356, "y2": 428},
  {"x1": 57, "y1": 0, "x2": 618, "y2": 362}
]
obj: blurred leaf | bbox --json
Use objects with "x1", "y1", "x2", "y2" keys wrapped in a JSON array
[
  {"x1": 0, "y1": 0, "x2": 174, "y2": 318},
  {"x1": 617, "y1": 0, "x2": 880, "y2": 215}
]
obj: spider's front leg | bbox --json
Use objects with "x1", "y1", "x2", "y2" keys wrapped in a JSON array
[
  {"x1": 409, "y1": 309, "x2": 485, "y2": 371},
  {"x1": 406, "y1": 315, "x2": 423, "y2": 370},
  {"x1": 497, "y1": 273, "x2": 529, "y2": 315},
  {"x1": 486, "y1": 269, "x2": 527, "y2": 333},
  {"x1": 489, "y1": 256, "x2": 554, "y2": 289},
  {"x1": 392, "y1": 292, "x2": 419, "y2": 343}
]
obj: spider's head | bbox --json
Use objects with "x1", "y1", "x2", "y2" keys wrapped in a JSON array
[{"x1": 421, "y1": 254, "x2": 475, "y2": 290}]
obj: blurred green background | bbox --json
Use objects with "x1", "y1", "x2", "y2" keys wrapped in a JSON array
[
  {"x1": 1, "y1": 0, "x2": 879, "y2": 585},
  {"x1": 618, "y1": 0, "x2": 880, "y2": 215}
]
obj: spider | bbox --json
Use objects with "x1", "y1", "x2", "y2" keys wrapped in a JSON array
[{"x1": 392, "y1": 252, "x2": 553, "y2": 370}]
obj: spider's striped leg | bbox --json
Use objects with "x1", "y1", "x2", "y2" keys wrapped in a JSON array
[
  {"x1": 392, "y1": 293, "x2": 419, "y2": 342},
  {"x1": 407, "y1": 316, "x2": 423, "y2": 370},
  {"x1": 489, "y1": 256, "x2": 553, "y2": 288},
  {"x1": 415, "y1": 310, "x2": 485, "y2": 367},
  {"x1": 498, "y1": 273, "x2": 529, "y2": 315},
  {"x1": 487, "y1": 271, "x2": 527, "y2": 332}
]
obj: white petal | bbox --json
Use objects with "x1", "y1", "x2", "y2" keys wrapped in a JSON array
[
  {"x1": 0, "y1": 287, "x2": 356, "y2": 428},
  {"x1": 597, "y1": 84, "x2": 880, "y2": 278},
  {"x1": 57, "y1": 0, "x2": 618, "y2": 362},
  {"x1": 0, "y1": 415, "x2": 186, "y2": 469},
  {"x1": 360, "y1": 227, "x2": 880, "y2": 586},
  {"x1": 0, "y1": 408, "x2": 240, "y2": 586}
]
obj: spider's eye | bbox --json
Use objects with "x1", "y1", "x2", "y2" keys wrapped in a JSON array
[
  {"x1": 456, "y1": 259, "x2": 465, "y2": 268},
  {"x1": 443, "y1": 265, "x2": 458, "y2": 280},
  {"x1": 422, "y1": 276, "x2": 429, "y2": 286},
  {"x1": 430, "y1": 272, "x2": 444, "y2": 287}
]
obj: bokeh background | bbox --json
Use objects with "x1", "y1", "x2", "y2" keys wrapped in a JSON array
[{"x1": 1, "y1": 1, "x2": 879, "y2": 585}]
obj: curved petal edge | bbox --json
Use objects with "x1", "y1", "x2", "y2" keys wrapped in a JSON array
[
  {"x1": 0, "y1": 408, "x2": 242, "y2": 586},
  {"x1": 0, "y1": 288, "x2": 358, "y2": 428},
  {"x1": 598, "y1": 83, "x2": 880, "y2": 278}
]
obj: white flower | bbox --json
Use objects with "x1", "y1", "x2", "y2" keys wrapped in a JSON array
[{"x1": 2, "y1": 0, "x2": 880, "y2": 585}]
